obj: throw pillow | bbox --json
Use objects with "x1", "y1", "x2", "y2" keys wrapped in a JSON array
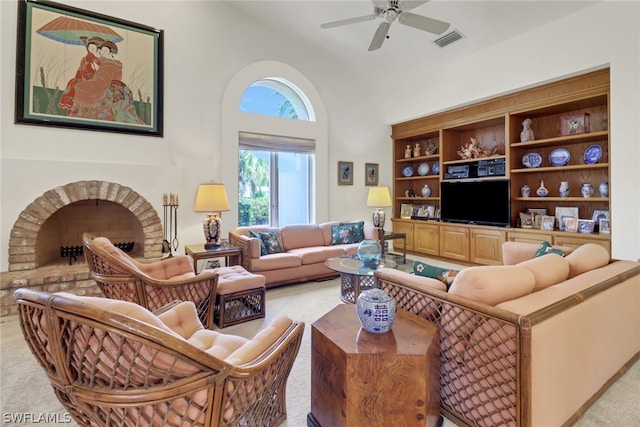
[
  {"x1": 413, "y1": 261, "x2": 459, "y2": 290},
  {"x1": 250, "y1": 231, "x2": 284, "y2": 255},
  {"x1": 331, "y1": 221, "x2": 365, "y2": 244},
  {"x1": 534, "y1": 240, "x2": 565, "y2": 258},
  {"x1": 249, "y1": 231, "x2": 268, "y2": 256}
]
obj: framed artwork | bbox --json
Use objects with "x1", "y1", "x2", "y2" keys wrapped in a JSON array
[
  {"x1": 337, "y1": 161, "x2": 353, "y2": 185},
  {"x1": 599, "y1": 218, "x2": 610, "y2": 234},
  {"x1": 365, "y1": 163, "x2": 379, "y2": 186},
  {"x1": 540, "y1": 215, "x2": 555, "y2": 231},
  {"x1": 560, "y1": 112, "x2": 590, "y2": 135},
  {"x1": 578, "y1": 219, "x2": 595, "y2": 234},
  {"x1": 15, "y1": 0, "x2": 164, "y2": 136},
  {"x1": 400, "y1": 204, "x2": 413, "y2": 219},
  {"x1": 519, "y1": 212, "x2": 533, "y2": 228}
]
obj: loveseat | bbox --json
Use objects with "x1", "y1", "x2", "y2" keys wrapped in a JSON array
[
  {"x1": 229, "y1": 221, "x2": 377, "y2": 287},
  {"x1": 374, "y1": 242, "x2": 640, "y2": 427}
]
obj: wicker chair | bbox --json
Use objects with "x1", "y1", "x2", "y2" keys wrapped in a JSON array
[
  {"x1": 14, "y1": 289, "x2": 305, "y2": 427},
  {"x1": 83, "y1": 232, "x2": 218, "y2": 329}
]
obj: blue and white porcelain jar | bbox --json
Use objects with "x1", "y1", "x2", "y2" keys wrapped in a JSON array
[{"x1": 356, "y1": 288, "x2": 397, "y2": 334}]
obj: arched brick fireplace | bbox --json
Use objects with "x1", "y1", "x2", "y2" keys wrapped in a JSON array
[{"x1": 8, "y1": 180, "x2": 164, "y2": 271}]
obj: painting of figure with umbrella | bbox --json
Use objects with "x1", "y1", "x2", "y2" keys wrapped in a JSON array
[{"x1": 15, "y1": 0, "x2": 163, "y2": 136}]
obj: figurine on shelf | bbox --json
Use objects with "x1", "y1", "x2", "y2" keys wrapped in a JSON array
[
  {"x1": 404, "y1": 144, "x2": 412, "y2": 159},
  {"x1": 424, "y1": 139, "x2": 438, "y2": 155},
  {"x1": 520, "y1": 118, "x2": 535, "y2": 142},
  {"x1": 413, "y1": 142, "x2": 421, "y2": 158}
]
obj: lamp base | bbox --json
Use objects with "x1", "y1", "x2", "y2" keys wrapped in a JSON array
[
  {"x1": 372, "y1": 208, "x2": 385, "y2": 228},
  {"x1": 203, "y1": 213, "x2": 222, "y2": 249}
]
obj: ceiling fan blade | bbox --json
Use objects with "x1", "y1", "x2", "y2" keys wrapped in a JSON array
[
  {"x1": 368, "y1": 21, "x2": 391, "y2": 51},
  {"x1": 321, "y1": 14, "x2": 377, "y2": 29},
  {"x1": 398, "y1": 11, "x2": 450, "y2": 34}
]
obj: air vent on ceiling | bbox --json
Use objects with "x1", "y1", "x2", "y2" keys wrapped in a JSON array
[{"x1": 434, "y1": 30, "x2": 464, "y2": 48}]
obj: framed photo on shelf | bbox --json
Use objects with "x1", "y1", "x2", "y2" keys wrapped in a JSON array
[
  {"x1": 337, "y1": 161, "x2": 353, "y2": 185},
  {"x1": 560, "y1": 112, "x2": 590, "y2": 135},
  {"x1": 555, "y1": 207, "x2": 579, "y2": 231},
  {"x1": 400, "y1": 204, "x2": 413, "y2": 219},
  {"x1": 540, "y1": 215, "x2": 556, "y2": 231},
  {"x1": 564, "y1": 217, "x2": 579, "y2": 233},
  {"x1": 365, "y1": 163, "x2": 379, "y2": 186},
  {"x1": 15, "y1": 0, "x2": 164, "y2": 136},
  {"x1": 599, "y1": 218, "x2": 610, "y2": 234},
  {"x1": 578, "y1": 219, "x2": 595, "y2": 234},
  {"x1": 519, "y1": 212, "x2": 533, "y2": 228}
]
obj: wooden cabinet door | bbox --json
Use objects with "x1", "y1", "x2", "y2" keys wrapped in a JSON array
[
  {"x1": 392, "y1": 221, "x2": 414, "y2": 251},
  {"x1": 553, "y1": 234, "x2": 611, "y2": 254},
  {"x1": 414, "y1": 222, "x2": 439, "y2": 256},
  {"x1": 440, "y1": 225, "x2": 469, "y2": 261},
  {"x1": 471, "y1": 228, "x2": 506, "y2": 265}
]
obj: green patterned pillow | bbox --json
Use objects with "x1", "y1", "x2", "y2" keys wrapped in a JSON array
[
  {"x1": 253, "y1": 231, "x2": 284, "y2": 255},
  {"x1": 249, "y1": 231, "x2": 268, "y2": 256},
  {"x1": 331, "y1": 221, "x2": 365, "y2": 245},
  {"x1": 534, "y1": 241, "x2": 565, "y2": 257},
  {"x1": 413, "y1": 261, "x2": 458, "y2": 290}
]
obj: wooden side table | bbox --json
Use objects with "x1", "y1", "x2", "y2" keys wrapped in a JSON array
[
  {"x1": 308, "y1": 304, "x2": 440, "y2": 427},
  {"x1": 377, "y1": 228, "x2": 407, "y2": 264},
  {"x1": 184, "y1": 243, "x2": 241, "y2": 273}
]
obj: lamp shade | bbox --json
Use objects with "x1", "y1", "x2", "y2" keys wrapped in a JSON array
[
  {"x1": 366, "y1": 186, "x2": 392, "y2": 207},
  {"x1": 194, "y1": 183, "x2": 230, "y2": 212}
]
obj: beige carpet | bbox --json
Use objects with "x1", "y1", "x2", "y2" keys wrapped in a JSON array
[{"x1": 1, "y1": 258, "x2": 639, "y2": 426}]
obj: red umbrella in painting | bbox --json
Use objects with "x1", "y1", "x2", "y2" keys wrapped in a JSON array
[{"x1": 36, "y1": 15, "x2": 123, "y2": 45}]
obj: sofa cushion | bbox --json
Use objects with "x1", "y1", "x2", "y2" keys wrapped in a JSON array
[
  {"x1": 225, "y1": 315, "x2": 293, "y2": 366},
  {"x1": 281, "y1": 224, "x2": 324, "y2": 250},
  {"x1": 330, "y1": 221, "x2": 365, "y2": 244},
  {"x1": 449, "y1": 265, "x2": 536, "y2": 305},
  {"x1": 534, "y1": 241, "x2": 565, "y2": 257},
  {"x1": 517, "y1": 253, "x2": 570, "y2": 291},
  {"x1": 249, "y1": 253, "x2": 302, "y2": 272},
  {"x1": 564, "y1": 243, "x2": 610, "y2": 278},
  {"x1": 376, "y1": 268, "x2": 447, "y2": 292},
  {"x1": 502, "y1": 241, "x2": 572, "y2": 265},
  {"x1": 413, "y1": 261, "x2": 459, "y2": 289},
  {"x1": 287, "y1": 246, "x2": 346, "y2": 265}
]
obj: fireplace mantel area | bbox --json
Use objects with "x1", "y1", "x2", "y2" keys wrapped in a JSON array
[{"x1": 0, "y1": 180, "x2": 165, "y2": 316}]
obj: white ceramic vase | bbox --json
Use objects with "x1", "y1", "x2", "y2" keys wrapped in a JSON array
[
  {"x1": 421, "y1": 184, "x2": 432, "y2": 197},
  {"x1": 581, "y1": 183, "x2": 594, "y2": 198},
  {"x1": 599, "y1": 181, "x2": 609, "y2": 197},
  {"x1": 559, "y1": 181, "x2": 570, "y2": 197},
  {"x1": 536, "y1": 181, "x2": 548, "y2": 197}
]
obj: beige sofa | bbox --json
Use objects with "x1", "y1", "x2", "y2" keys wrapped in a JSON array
[
  {"x1": 374, "y1": 242, "x2": 640, "y2": 427},
  {"x1": 229, "y1": 221, "x2": 377, "y2": 287}
]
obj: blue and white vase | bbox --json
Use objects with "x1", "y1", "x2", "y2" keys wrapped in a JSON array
[
  {"x1": 599, "y1": 181, "x2": 609, "y2": 197},
  {"x1": 581, "y1": 183, "x2": 594, "y2": 198},
  {"x1": 356, "y1": 288, "x2": 397, "y2": 334},
  {"x1": 559, "y1": 181, "x2": 570, "y2": 197},
  {"x1": 536, "y1": 181, "x2": 548, "y2": 197}
]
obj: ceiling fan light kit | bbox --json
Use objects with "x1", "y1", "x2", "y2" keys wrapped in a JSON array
[{"x1": 320, "y1": 0, "x2": 451, "y2": 51}]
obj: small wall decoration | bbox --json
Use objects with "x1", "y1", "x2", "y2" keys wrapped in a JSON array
[
  {"x1": 338, "y1": 161, "x2": 353, "y2": 185},
  {"x1": 365, "y1": 163, "x2": 379, "y2": 186},
  {"x1": 15, "y1": 0, "x2": 164, "y2": 136},
  {"x1": 560, "y1": 113, "x2": 590, "y2": 136}
]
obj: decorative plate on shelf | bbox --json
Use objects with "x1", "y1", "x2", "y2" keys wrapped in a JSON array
[
  {"x1": 432, "y1": 161, "x2": 440, "y2": 175},
  {"x1": 402, "y1": 165, "x2": 414, "y2": 177},
  {"x1": 417, "y1": 162, "x2": 430, "y2": 176},
  {"x1": 549, "y1": 148, "x2": 570, "y2": 166},
  {"x1": 584, "y1": 144, "x2": 602, "y2": 164},
  {"x1": 522, "y1": 152, "x2": 542, "y2": 168}
]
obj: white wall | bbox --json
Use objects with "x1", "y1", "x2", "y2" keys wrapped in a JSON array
[{"x1": 380, "y1": 1, "x2": 640, "y2": 260}]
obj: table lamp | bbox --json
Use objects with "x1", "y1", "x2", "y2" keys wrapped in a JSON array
[
  {"x1": 367, "y1": 186, "x2": 392, "y2": 228},
  {"x1": 194, "y1": 183, "x2": 230, "y2": 249}
]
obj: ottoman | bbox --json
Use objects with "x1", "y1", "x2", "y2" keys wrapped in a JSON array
[{"x1": 213, "y1": 265, "x2": 266, "y2": 328}]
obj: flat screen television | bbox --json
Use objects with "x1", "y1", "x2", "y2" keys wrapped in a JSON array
[{"x1": 440, "y1": 179, "x2": 511, "y2": 227}]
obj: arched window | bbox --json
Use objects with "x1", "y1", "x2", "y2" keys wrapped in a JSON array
[
  {"x1": 237, "y1": 78, "x2": 315, "y2": 226},
  {"x1": 239, "y1": 77, "x2": 314, "y2": 121}
]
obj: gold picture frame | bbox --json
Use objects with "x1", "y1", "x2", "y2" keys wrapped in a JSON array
[{"x1": 337, "y1": 161, "x2": 353, "y2": 185}]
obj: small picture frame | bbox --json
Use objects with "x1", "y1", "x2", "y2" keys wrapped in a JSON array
[
  {"x1": 599, "y1": 218, "x2": 610, "y2": 234},
  {"x1": 400, "y1": 204, "x2": 413, "y2": 219},
  {"x1": 540, "y1": 215, "x2": 556, "y2": 231},
  {"x1": 578, "y1": 219, "x2": 595, "y2": 234},
  {"x1": 533, "y1": 215, "x2": 543, "y2": 230},
  {"x1": 365, "y1": 163, "x2": 379, "y2": 186},
  {"x1": 434, "y1": 207, "x2": 441, "y2": 220},
  {"x1": 555, "y1": 207, "x2": 579, "y2": 231},
  {"x1": 519, "y1": 212, "x2": 533, "y2": 228},
  {"x1": 560, "y1": 113, "x2": 590, "y2": 136},
  {"x1": 337, "y1": 161, "x2": 353, "y2": 185},
  {"x1": 564, "y1": 217, "x2": 579, "y2": 233},
  {"x1": 426, "y1": 205, "x2": 436, "y2": 219}
]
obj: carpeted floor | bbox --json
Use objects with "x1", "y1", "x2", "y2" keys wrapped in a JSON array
[{"x1": 1, "y1": 257, "x2": 639, "y2": 426}]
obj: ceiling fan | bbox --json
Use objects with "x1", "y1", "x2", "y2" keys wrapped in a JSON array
[{"x1": 320, "y1": 0, "x2": 450, "y2": 51}]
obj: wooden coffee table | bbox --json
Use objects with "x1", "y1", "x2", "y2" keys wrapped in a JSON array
[{"x1": 307, "y1": 303, "x2": 440, "y2": 427}]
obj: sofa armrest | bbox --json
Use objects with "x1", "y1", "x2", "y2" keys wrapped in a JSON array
[{"x1": 229, "y1": 231, "x2": 259, "y2": 271}]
